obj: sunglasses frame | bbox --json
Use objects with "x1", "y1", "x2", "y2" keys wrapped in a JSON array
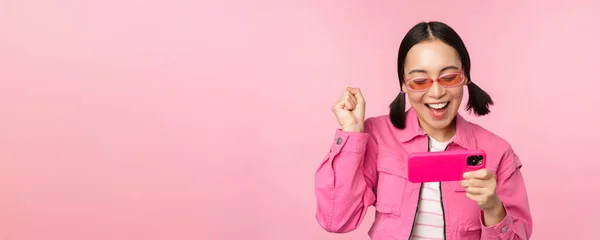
[{"x1": 402, "y1": 71, "x2": 467, "y2": 93}]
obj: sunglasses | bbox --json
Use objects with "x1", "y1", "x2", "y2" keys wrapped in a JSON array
[{"x1": 403, "y1": 71, "x2": 466, "y2": 92}]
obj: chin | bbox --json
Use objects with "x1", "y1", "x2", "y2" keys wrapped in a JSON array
[{"x1": 424, "y1": 117, "x2": 455, "y2": 130}]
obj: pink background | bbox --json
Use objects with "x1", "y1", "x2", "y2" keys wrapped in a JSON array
[{"x1": 1, "y1": 1, "x2": 599, "y2": 239}]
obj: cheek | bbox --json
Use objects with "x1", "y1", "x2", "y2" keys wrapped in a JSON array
[
  {"x1": 449, "y1": 88, "x2": 464, "y2": 104},
  {"x1": 406, "y1": 92, "x2": 425, "y2": 105}
]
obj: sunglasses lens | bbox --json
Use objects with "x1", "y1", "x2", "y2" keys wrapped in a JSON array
[
  {"x1": 407, "y1": 78, "x2": 432, "y2": 91},
  {"x1": 406, "y1": 73, "x2": 464, "y2": 91},
  {"x1": 439, "y1": 73, "x2": 463, "y2": 86}
]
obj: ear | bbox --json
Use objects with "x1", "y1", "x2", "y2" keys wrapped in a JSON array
[{"x1": 401, "y1": 83, "x2": 407, "y2": 93}]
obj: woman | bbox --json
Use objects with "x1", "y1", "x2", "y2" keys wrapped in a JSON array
[{"x1": 314, "y1": 21, "x2": 532, "y2": 240}]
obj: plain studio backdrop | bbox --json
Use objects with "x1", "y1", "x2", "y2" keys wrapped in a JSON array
[{"x1": 1, "y1": 0, "x2": 599, "y2": 239}]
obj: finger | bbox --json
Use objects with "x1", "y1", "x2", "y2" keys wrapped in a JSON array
[
  {"x1": 343, "y1": 98, "x2": 355, "y2": 110},
  {"x1": 348, "y1": 87, "x2": 365, "y2": 104},
  {"x1": 481, "y1": 170, "x2": 494, "y2": 180},
  {"x1": 348, "y1": 95, "x2": 357, "y2": 106},
  {"x1": 465, "y1": 186, "x2": 486, "y2": 195},
  {"x1": 343, "y1": 90, "x2": 358, "y2": 105},
  {"x1": 345, "y1": 87, "x2": 355, "y2": 98},
  {"x1": 461, "y1": 178, "x2": 486, "y2": 188},
  {"x1": 333, "y1": 98, "x2": 347, "y2": 111},
  {"x1": 464, "y1": 169, "x2": 493, "y2": 180},
  {"x1": 465, "y1": 192, "x2": 480, "y2": 201},
  {"x1": 343, "y1": 89, "x2": 351, "y2": 97},
  {"x1": 460, "y1": 179, "x2": 468, "y2": 188}
]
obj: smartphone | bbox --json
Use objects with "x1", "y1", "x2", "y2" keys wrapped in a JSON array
[{"x1": 407, "y1": 149, "x2": 486, "y2": 183}]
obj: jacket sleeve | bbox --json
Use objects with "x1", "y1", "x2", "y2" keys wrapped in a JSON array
[
  {"x1": 480, "y1": 146, "x2": 533, "y2": 239},
  {"x1": 314, "y1": 119, "x2": 378, "y2": 233}
]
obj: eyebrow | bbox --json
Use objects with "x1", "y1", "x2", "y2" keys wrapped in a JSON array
[{"x1": 407, "y1": 65, "x2": 460, "y2": 75}]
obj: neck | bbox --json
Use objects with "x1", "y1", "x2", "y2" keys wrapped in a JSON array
[{"x1": 419, "y1": 118, "x2": 456, "y2": 143}]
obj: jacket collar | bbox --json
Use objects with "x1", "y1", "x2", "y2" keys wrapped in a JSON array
[{"x1": 396, "y1": 107, "x2": 477, "y2": 149}]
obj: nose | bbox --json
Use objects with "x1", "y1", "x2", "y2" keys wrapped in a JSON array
[{"x1": 428, "y1": 81, "x2": 445, "y2": 99}]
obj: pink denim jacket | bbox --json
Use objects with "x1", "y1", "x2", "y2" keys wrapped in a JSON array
[{"x1": 314, "y1": 108, "x2": 533, "y2": 239}]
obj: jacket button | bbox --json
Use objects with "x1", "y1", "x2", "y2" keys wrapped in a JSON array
[
  {"x1": 501, "y1": 226, "x2": 507, "y2": 233},
  {"x1": 336, "y1": 137, "x2": 343, "y2": 145}
]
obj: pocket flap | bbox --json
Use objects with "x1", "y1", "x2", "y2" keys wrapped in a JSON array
[
  {"x1": 376, "y1": 151, "x2": 408, "y2": 178},
  {"x1": 450, "y1": 180, "x2": 466, "y2": 192},
  {"x1": 374, "y1": 201, "x2": 402, "y2": 216}
]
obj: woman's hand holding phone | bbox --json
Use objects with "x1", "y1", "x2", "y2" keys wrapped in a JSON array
[{"x1": 461, "y1": 169, "x2": 506, "y2": 226}]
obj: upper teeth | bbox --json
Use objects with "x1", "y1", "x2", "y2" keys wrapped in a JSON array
[{"x1": 428, "y1": 102, "x2": 448, "y2": 109}]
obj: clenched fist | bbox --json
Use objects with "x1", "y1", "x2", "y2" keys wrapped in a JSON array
[{"x1": 331, "y1": 87, "x2": 366, "y2": 132}]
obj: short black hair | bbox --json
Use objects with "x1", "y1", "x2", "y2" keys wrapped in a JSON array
[{"x1": 389, "y1": 21, "x2": 494, "y2": 129}]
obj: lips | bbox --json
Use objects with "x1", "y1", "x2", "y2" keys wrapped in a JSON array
[{"x1": 425, "y1": 101, "x2": 449, "y2": 118}]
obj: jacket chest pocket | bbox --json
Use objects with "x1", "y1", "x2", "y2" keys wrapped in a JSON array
[{"x1": 374, "y1": 151, "x2": 409, "y2": 216}]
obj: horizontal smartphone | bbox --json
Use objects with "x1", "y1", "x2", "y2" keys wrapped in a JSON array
[{"x1": 407, "y1": 149, "x2": 486, "y2": 183}]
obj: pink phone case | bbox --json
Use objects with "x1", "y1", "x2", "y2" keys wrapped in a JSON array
[{"x1": 407, "y1": 149, "x2": 486, "y2": 183}]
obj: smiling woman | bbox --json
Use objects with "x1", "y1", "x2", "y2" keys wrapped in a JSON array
[
  {"x1": 389, "y1": 22, "x2": 494, "y2": 142},
  {"x1": 314, "y1": 21, "x2": 532, "y2": 240}
]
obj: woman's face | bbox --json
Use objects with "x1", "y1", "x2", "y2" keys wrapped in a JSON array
[{"x1": 402, "y1": 39, "x2": 467, "y2": 132}]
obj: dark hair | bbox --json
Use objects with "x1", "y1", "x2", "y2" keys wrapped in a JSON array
[{"x1": 389, "y1": 21, "x2": 493, "y2": 129}]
